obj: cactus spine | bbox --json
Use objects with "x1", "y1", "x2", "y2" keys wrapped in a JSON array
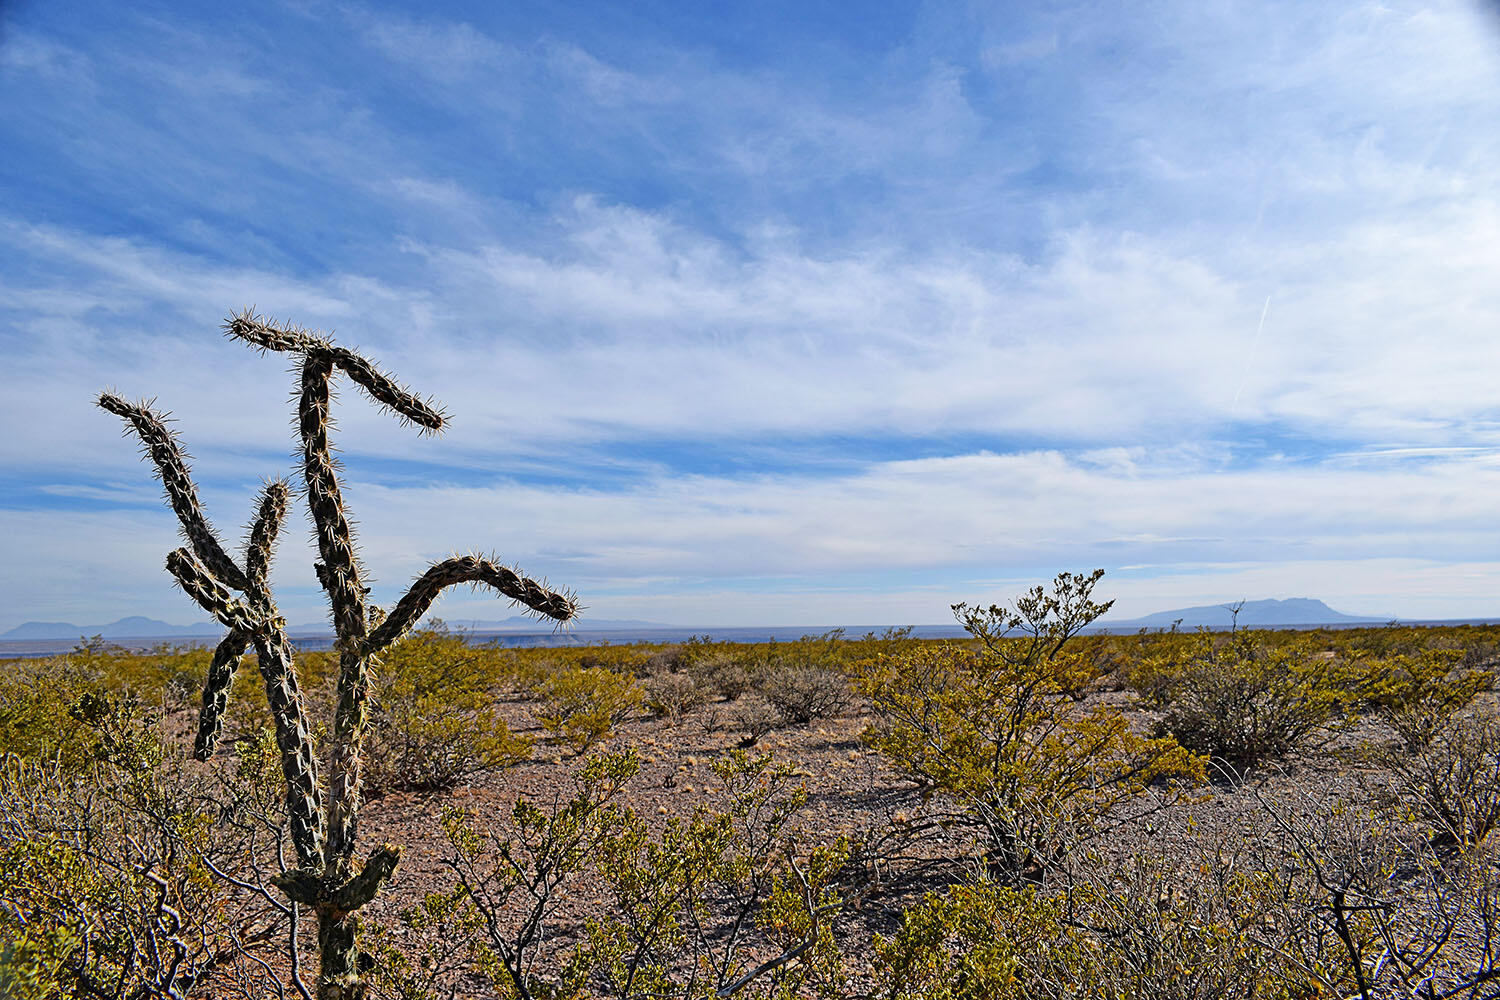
[{"x1": 99, "y1": 314, "x2": 577, "y2": 1000}]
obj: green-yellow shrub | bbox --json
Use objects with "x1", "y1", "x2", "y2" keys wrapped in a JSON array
[
  {"x1": 364, "y1": 626, "x2": 533, "y2": 794},
  {"x1": 1364, "y1": 647, "x2": 1493, "y2": 748},
  {"x1": 872, "y1": 881, "x2": 1080, "y2": 1000},
  {"x1": 536, "y1": 665, "x2": 643, "y2": 753},
  {"x1": 1133, "y1": 630, "x2": 1356, "y2": 766},
  {"x1": 861, "y1": 572, "x2": 1204, "y2": 877}
]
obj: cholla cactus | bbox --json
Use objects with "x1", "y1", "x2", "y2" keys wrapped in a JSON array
[{"x1": 99, "y1": 313, "x2": 578, "y2": 1000}]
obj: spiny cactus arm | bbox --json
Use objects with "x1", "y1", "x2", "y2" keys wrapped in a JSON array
[
  {"x1": 223, "y1": 309, "x2": 323, "y2": 354},
  {"x1": 193, "y1": 629, "x2": 250, "y2": 760},
  {"x1": 165, "y1": 548, "x2": 260, "y2": 633},
  {"x1": 324, "y1": 344, "x2": 446, "y2": 432},
  {"x1": 298, "y1": 355, "x2": 369, "y2": 645},
  {"x1": 99, "y1": 394, "x2": 250, "y2": 591},
  {"x1": 251, "y1": 631, "x2": 327, "y2": 869},
  {"x1": 330, "y1": 844, "x2": 401, "y2": 911},
  {"x1": 245, "y1": 479, "x2": 290, "y2": 593},
  {"x1": 194, "y1": 480, "x2": 290, "y2": 762},
  {"x1": 366, "y1": 554, "x2": 580, "y2": 654},
  {"x1": 226, "y1": 312, "x2": 445, "y2": 432}
]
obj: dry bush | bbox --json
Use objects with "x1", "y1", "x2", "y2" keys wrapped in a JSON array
[
  {"x1": 762, "y1": 664, "x2": 853, "y2": 726},
  {"x1": 642, "y1": 670, "x2": 708, "y2": 723},
  {"x1": 377, "y1": 751, "x2": 846, "y2": 1000},
  {"x1": 684, "y1": 649, "x2": 758, "y2": 702},
  {"x1": 1381, "y1": 707, "x2": 1500, "y2": 847},
  {"x1": 1249, "y1": 781, "x2": 1500, "y2": 998},
  {"x1": 732, "y1": 695, "x2": 781, "y2": 745}
]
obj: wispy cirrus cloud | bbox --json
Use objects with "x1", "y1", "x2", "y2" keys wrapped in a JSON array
[{"x1": 2, "y1": 0, "x2": 1498, "y2": 628}]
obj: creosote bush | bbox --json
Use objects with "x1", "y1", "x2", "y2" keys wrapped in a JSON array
[
  {"x1": 363, "y1": 625, "x2": 533, "y2": 795},
  {"x1": 1365, "y1": 646, "x2": 1494, "y2": 749},
  {"x1": 860, "y1": 570, "x2": 1205, "y2": 878},
  {"x1": 0, "y1": 694, "x2": 289, "y2": 998},
  {"x1": 1130, "y1": 628, "x2": 1357, "y2": 767},
  {"x1": 1380, "y1": 707, "x2": 1500, "y2": 847},
  {"x1": 535, "y1": 665, "x2": 644, "y2": 753},
  {"x1": 379, "y1": 750, "x2": 845, "y2": 1000}
]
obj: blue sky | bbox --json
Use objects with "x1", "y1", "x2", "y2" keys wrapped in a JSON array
[{"x1": 3, "y1": 0, "x2": 1500, "y2": 630}]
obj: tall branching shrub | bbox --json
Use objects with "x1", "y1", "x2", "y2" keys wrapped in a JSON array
[{"x1": 858, "y1": 571, "x2": 1204, "y2": 878}]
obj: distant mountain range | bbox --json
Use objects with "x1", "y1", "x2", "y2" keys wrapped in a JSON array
[
  {"x1": 0, "y1": 614, "x2": 673, "y2": 641},
  {"x1": 1102, "y1": 598, "x2": 1386, "y2": 630},
  {"x1": 0, "y1": 599, "x2": 1421, "y2": 643},
  {"x1": 1, "y1": 616, "x2": 223, "y2": 640}
]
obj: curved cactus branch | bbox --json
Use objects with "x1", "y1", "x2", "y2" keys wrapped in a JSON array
[
  {"x1": 99, "y1": 394, "x2": 249, "y2": 591},
  {"x1": 196, "y1": 478, "x2": 291, "y2": 761},
  {"x1": 223, "y1": 309, "x2": 323, "y2": 354},
  {"x1": 367, "y1": 554, "x2": 579, "y2": 655},
  {"x1": 194, "y1": 628, "x2": 250, "y2": 761},
  {"x1": 322, "y1": 344, "x2": 446, "y2": 432},
  {"x1": 298, "y1": 355, "x2": 369, "y2": 644},
  {"x1": 165, "y1": 548, "x2": 259, "y2": 632}
]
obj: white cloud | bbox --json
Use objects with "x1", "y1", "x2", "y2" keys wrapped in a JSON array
[{"x1": 4, "y1": 0, "x2": 1500, "y2": 629}]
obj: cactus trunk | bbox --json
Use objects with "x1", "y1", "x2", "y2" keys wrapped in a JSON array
[
  {"x1": 316, "y1": 909, "x2": 363, "y2": 1000},
  {"x1": 253, "y1": 631, "x2": 325, "y2": 867}
]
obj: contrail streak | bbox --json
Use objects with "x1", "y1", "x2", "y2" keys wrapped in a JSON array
[{"x1": 1232, "y1": 294, "x2": 1271, "y2": 410}]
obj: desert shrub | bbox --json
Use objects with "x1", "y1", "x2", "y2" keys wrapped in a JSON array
[
  {"x1": 683, "y1": 648, "x2": 758, "y2": 702},
  {"x1": 0, "y1": 695, "x2": 286, "y2": 998},
  {"x1": 731, "y1": 695, "x2": 780, "y2": 745},
  {"x1": 536, "y1": 665, "x2": 643, "y2": 753},
  {"x1": 642, "y1": 670, "x2": 707, "y2": 723},
  {"x1": 1244, "y1": 783, "x2": 1500, "y2": 998},
  {"x1": 871, "y1": 881, "x2": 1080, "y2": 1000},
  {"x1": 1364, "y1": 647, "x2": 1493, "y2": 748},
  {"x1": 860, "y1": 571, "x2": 1204, "y2": 878},
  {"x1": 586, "y1": 751, "x2": 845, "y2": 998},
  {"x1": 1060, "y1": 849, "x2": 1336, "y2": 1000},
  {"x1": 579, "y1": 644, "x2": 653, "y2": 677},
  {"x1": 759, "y1": 631, "x2": 854, "y2": 726},
  {"x1": 363, "y1": 626, "x2": 533, "y2": 795},
  {"x1": 1381, "y1": 708, "x2": 1500, "y2": 846},
  {"x1": 1134, "y1": 629, "x2": 1355, "y2": 766},
  {"x1": 408, "y1": 750, "x2": 844, "y2": 1000},
  {"x1": 0, "y1": 657, "x2": 111, "y2": 770},
  {"x1": 762, "y1": 664, "x2": 853, "y2": 726}
]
